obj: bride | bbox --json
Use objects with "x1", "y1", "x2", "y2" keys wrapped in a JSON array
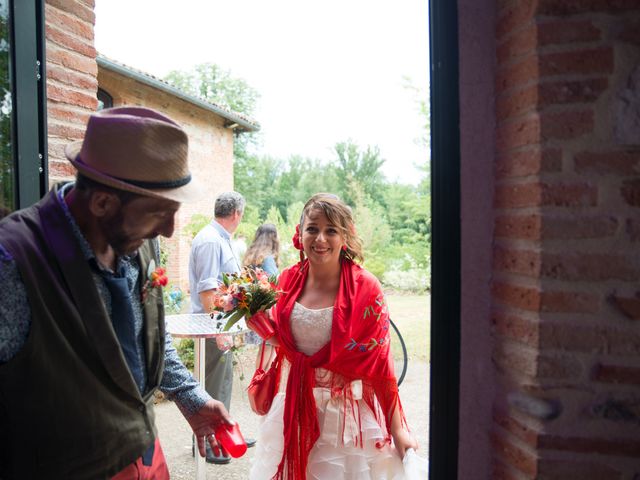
[{"x1": 247, "y1": 193, "x2": 418, "y2": 479}]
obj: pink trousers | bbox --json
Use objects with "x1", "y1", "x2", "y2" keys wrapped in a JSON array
[{"x1": 111, "y1": 439, "x2": 170, "y2": 480}]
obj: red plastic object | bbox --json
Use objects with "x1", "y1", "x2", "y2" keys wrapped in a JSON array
[{"x1": 215, "y1": 422, "x2": 247, "y2": 458}]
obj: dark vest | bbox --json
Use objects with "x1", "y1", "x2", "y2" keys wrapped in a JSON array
[{"x1": 0, "y1": 189, "x2": 166, "y2": 479}]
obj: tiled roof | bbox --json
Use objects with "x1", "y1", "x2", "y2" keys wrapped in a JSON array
[{"x1": 97, "y1": 54, "x2": 260, "y2": 133}]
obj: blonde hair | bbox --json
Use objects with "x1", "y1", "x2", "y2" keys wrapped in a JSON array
[
  {"x1": 243, "y1": 223, "x2": 280, "y2": 268},
  {"x1": 300, "y1": 193, "x2": 364, "y2": 263}
]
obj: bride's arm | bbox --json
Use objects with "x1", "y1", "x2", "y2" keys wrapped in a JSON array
[{"x1": 389, "y1": 402, "x2": 419, "y2": 457}]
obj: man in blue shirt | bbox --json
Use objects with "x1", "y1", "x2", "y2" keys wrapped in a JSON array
[
  {"x1": 188, "y1": 191, "x2": 256, "y2": 464},
  {"x1": 0, "y1": 107, "x2": 234, "y2": 479}
]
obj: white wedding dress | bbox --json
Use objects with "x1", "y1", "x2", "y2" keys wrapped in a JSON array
[{"x1": 249, "y1": 303, "x2": 405, "y2": 479}]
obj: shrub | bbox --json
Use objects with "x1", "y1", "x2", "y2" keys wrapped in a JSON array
[{"x1": 382, "y1": 268, "x2": 430, "y2": 293}]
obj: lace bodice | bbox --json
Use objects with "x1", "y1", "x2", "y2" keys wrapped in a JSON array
[{"x1": 291, "y1": 302, "x2": 333, "y2": 356}]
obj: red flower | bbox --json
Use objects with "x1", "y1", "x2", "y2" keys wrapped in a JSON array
[{"x1": 150, "y1": 267, "x2": 169, "y2": 288}]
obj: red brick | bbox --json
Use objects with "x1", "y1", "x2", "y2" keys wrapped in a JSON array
[
  {"x1": 493, "y1": 410, "x2": 540, "y2": 447},
  {"x1": 494, "y1": 338, "x2": 540, "y2": 377},
  {"x1": 497, "y1": 25, "x2": 537, "y2": 65},
  {"x1": 537, "y1": 0, "x2": 640, "y2": 15},
  {"x1": 617, "y1": 19, "x2": 640, "y2": 45},
  {"x1": 497, "y1": 55, "x2": 539, "y2": 94},
  {"x1": 46, "y1": 44, "x2": 97, "y2": 76},
  {"x1": 495, "y1": 214, "x2": 542, "y2": 240},
  {"x1": 611, "y1": 292, "x2": 640, "y2": 320},
  {"x1": 542, "y1": 214, "x2": 618, "y2": 239},
  {"x1": 494, "y1": 247, "x2": 541, "y2": 277},
  {"x1": 497, "y1": 85, "x2": 538, "y2": 119},
  {"x1": 496, "y1": 115, "x2": 541, "y2": 152},
  {"x1": 575, "y1": 150, "x2": 640, "y2": 175},
  {"x1": 541, "y1": 183, "x2": 598, "y2": 207},
  {"x1": 491, "y1": 430, "x2": 538, "y2": 476},
  {"x1": 542, "y1": 253, "x2": 640, "y2": 281},
  {"x1": 537, "y1": 353, "x2": 583, "y2": 378},
  {"x1": 621, "y1": 179, "x2": 640, "y2": 207},
  {"x1": 540, "y1": 290, "x2": 600, "y2": 313},
  {"x1": 539, "y1": 322, "x2": 607, "y2": 354},
  {"x1": 493, "y1": 282, "x2": 541, "y2": 311},
  {"x1": 607, "y1": 329, "x2": 640, "y2": 355},
  {"x1": 496, "y1": 148, "x2": 562, "y2": 178},
  {"x1": 495, "y1": 182, "x2": 597, "y2": 208},
  {"x1": 495, "y1": 182, "x2": 541, "y2": 208},
  {"x1": 47, "y1": 0, "x2": 96, "y2": 24},
  {"x1": 47, "y1": 121, "x2": 86, "y2": 140},
  {"x1": 47, "y1": 138, "x2": 70, "y2": 162},
  {"x1": 47, "y1": 83, "x2": 98, "y2": 110},
  {"x1": 493, "y1": 310, "x2": 539, "y2": 347},
  {"x1": 492, "y1": 459, "x2": 523, "y2": 480},
  {"x1": 497, "y1": 0, "x2": 537, "y2": 40},
  {"x1": 497, "y1": 79, "x2": 607, "y2": 120},
  {"x1": 540, "y1": 110, "x2": 594, "y2": 140},
  {"x1": 538, "y1": 459, "x2": 622, "y2": 480},
  {"x1": 537, "y1": 19, "x2": 602, "y2": 46},
  {"x1": 47, "y1": 64, "x2": 97, "y2": 91},
  {"x1": 44, "y1": 4, "x2": 93, "y2": 40},
  {"x1": 592, "y1": 363, "x2": 640, "y2": 385},
  {"x1": 46, "y1": 24, "x2": 96, "y2": 58},
  {"x1": 539, "y1": 433, "x2": 640, "y2": 457},
  {"x1": 49, "y1": 159, "x2": 77, "y2": 179},
  {"x1": 539, "y1": 47, "x2": 614, "y2": 77},
  {"x1": 48, "y1": 104, "x2": 91, "y2": 126},
  {"x1": 538, "y1": 78, "x2": 608, "y2": 106}
]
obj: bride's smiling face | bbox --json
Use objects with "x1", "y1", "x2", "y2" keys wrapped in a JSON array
[{"x1": 301, "y1": 208, "x2": 344, "y2": 266}]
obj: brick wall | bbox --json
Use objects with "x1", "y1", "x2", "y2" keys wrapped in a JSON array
[
  {"x1": 98, "y1": 67, "x2": 235, "y2": 292},
  {"x1": 45, "y1": 0, "x2": 98, "y2": 182},
  {"x1": 491, "y1": 1, "x2": 640, "y2": 478}
]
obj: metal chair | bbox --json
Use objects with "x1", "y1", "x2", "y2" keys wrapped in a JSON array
[{"x1": 389, "y1": 318, "x2": 408, "y2": 386}]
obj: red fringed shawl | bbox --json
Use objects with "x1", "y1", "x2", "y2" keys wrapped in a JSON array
[{"x1": 271, "y1": 259, "x2": 404, "y2": 480}]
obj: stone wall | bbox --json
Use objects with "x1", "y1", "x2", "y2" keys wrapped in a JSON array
[{"x1": 490, "y1": 1, "x2": 640, "y2": 478}]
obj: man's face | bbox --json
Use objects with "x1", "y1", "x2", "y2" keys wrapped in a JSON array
[{"x1": 102, "y1": 195, "x2": 181, "y2": 256}]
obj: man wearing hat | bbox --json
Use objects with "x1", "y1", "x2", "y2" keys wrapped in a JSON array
[{"x1": 0, "y1": 107, "x2": 234, "y2": 479}]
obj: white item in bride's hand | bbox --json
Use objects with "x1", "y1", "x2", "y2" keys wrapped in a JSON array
[{"x1": 402, "y1": 448, "x2": 428, "y2": 480}]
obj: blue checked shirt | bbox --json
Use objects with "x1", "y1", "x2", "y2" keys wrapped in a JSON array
[{"x1": 0, "y1": 184, "x2": 210, "y2": 416}]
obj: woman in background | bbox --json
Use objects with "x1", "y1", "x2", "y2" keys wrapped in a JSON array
[{"x1": 243, "y1": 223, "x2": 280, "y2": 277}]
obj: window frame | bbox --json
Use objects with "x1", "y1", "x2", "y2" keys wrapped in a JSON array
[
  {"x1": 428, "y1": 0, "x2": 461, "y2": 478},
  {"x1": 10, "y1": 0, "x2": 47, "y2": 209}
]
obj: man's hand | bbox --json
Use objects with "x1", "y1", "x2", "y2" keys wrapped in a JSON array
[{"x1": 187, "y1": 399, "x2": 233, "y2": 458}]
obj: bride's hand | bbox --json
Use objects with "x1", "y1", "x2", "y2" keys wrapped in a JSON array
[{"x1": 392, "y1": 427, "x2": 418, "y2": 458}]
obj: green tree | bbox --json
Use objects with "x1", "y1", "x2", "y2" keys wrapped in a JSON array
[
  {"x1": 164, "y1": 62, "x2": 260, "y2": 157},
  {"x1": 333, "y1": 140, "x2": 386, "y2": 205}
]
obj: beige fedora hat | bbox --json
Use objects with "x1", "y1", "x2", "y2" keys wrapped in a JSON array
[{"x1": 65, "y1": 106, "x2": 203, "y2": 203}]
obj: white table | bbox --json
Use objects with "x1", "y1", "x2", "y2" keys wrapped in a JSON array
[{"x1": 165, "y1": 313, "x2": 247, "y2": 480}]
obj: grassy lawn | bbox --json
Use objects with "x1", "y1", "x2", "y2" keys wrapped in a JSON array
[{"x1": 386, "y1": 294, "x2": 430, "y2": 362}]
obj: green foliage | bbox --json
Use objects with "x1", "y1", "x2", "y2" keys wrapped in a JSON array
[
  {"x1": 164, "y1": 62, "x2": 259, "y2": 117},
  {"x1": 163, "y1": 62, "x2": 261, "y2": 158},
  {"x1": 182, "y1": 214, "x2": 210, "y2": 240},
  {"x1": 174, "y1": 338, "x2": 194, "y2": 371}
]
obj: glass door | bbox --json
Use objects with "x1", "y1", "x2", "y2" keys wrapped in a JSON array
[
  {"x1": 0, "y1": 0, "x2": 13, "y2": 216},
  {"x1": 0, "y1": 0, "x2": 47, "y2": 217}
]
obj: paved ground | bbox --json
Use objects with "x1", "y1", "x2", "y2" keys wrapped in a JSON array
[{"x1": 155, "y1": 345, "x2": 430, "y2": 479}]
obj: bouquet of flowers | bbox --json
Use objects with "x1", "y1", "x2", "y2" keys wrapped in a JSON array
[{"x1": 210, "y1": 267, "x2": 280, "y2": 335}]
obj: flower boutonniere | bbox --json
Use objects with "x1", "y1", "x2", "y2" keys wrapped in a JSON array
[{"x1": 141, "y1": 259, "x2": 169, "y2": 303}]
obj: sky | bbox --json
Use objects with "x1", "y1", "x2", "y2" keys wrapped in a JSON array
[{"x1": 94, "y1": 0, "x2": 430, "y2": 185}]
